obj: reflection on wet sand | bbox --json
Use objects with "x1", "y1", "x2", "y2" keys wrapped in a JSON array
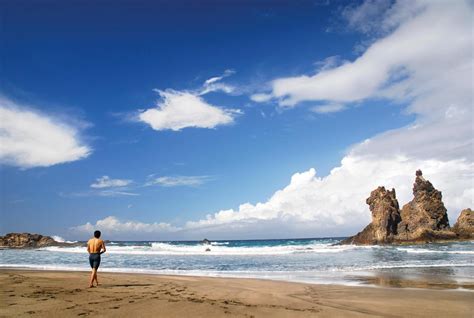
[{"x1": 346, "y1": 267, "x2": 474, "y2": 290}]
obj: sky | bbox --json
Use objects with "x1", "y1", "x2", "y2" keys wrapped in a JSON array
[{"x1": 0, "y1": 0, "x2": 472, "y2": 240}]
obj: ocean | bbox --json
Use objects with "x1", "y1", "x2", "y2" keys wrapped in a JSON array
[{"x1": 1, "y1": 238, "x2": 473, "y2": 287}]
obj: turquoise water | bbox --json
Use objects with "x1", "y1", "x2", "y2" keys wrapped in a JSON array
[{"x1": 1, "y1": 238, "x2": 473, "y2": 286}]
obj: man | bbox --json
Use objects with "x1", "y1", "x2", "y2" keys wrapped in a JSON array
[{"x1": 87, "y1": 230, "x2": 106, "y2": 288}]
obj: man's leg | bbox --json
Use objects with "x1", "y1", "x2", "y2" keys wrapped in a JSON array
[{"x1": 89, "y1": 268, "x2": 97, "y2": 288}]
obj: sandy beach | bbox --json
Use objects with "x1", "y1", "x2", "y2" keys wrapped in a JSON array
[{"x1": 1, "y1": 270, "x2": 473, "y2": 317}]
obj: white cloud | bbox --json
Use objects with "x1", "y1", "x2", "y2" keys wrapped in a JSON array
[
  {"x1": 90, "y1": 176, "x2": 132, "y2": 188},
  {"x1": 96, "y1": 190, "x2": 139, "y2": 197},
  {"x1": 137, "y1": 69, "x2": 241, "y2": 131},
  {"x1": 138, "y1": 89, "x2": 239, "y2": 131},
  {"x1": 0, "y1": 97, "x2": 91, "y2": 168},
  {"x1": 250, "y1": 93, "x2": 272, "y2": 103},
  {"x1": 60, "y1": 190, "x2": 139, "y2": 198},
  {"x1": 72, "y1": 216, "x2": 178, "y2": 239},
  {"x1": 262, "y1": 0, "x2": 472, "y2": 109},
  {"x1": 145, "y1": 175, "x2": 212, "y2": 187},
  {"x1": 311, "y1": 103, "x2": 346, "y2": 114}
]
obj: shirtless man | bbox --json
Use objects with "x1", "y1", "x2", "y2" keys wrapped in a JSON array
[{"x1": 87, "y1": 230, "x2": 106, "y2": 288}]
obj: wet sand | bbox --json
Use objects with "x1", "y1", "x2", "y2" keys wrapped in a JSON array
[{"x1": 1, "y1": 270, "x2": 473, "y2": 317}]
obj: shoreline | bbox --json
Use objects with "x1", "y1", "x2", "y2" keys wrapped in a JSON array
[
  {"x1": 2, "y1": 265, "x2": 474, "y2": 291},
  {"x1": 1, "y1": 270, "x2": 473, "y2": 317}
]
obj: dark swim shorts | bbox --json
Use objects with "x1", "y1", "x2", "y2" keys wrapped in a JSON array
[{"x1": 89, "y1": 253, "x2": 101, "y2": 269}]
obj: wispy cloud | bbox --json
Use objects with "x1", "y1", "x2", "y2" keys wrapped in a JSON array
[
  {"x1": 90, "y1": 176, "x2": 132, "y2": 188},
  {"x1": 311, "y1": 103, "x2": 346, "y2": 114},
  {"x1": 145, "y1": 175, "x2": 213, "y2": 187},
  {"x1": 0, "y1": 97, "x2": 91, "y2": 168},
  {"x1": 60, "y1": 190, "x2": 139, "y2": 198},
  {"x1": 200, "y1": 69, "x2": 236, "y2": 95}
]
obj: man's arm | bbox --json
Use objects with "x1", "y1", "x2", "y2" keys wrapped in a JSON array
[
  {"x1": 86, "y1": 240, "x2": 91, "y2": 254},
  {"x1": 100, "y1": 241, "x2": 106, "y2": 254}
]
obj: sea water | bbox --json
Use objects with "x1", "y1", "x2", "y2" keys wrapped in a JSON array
[{"x1": 1, "y1": 238, "x2": 473, "y2": 287}]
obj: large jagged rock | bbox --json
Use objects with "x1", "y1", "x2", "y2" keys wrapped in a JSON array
[
  {"x1": 0, "y1": 233, "x2": 67, "y2": 248},
  {"x1": 340, "y1": 187, "x2": 401, "y2": 244},
  {"x1": 396, "y1": 170, "x2": 453, "y2": 241},
  {"x1": 453, "y1": 208, "x2": 474, "y2": 238},
  {"x1": 0, "y1": 232, "x2": 85, "y2": 249},
  {"x1": 341, "y1": 170, "x2": 460, "y2": 245}
]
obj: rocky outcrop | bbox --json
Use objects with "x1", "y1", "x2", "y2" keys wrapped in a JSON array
[
  {"x1": 397, "y1": 170, "x2": 451, "y2": 241},
  {"x1": 0, "y1": 233, "x2": 55, "y2": 248},
  {"x1": 0, "y1": 233, "x2": 75, "y2": 248},
  {"x1": 201, "y1": 238, "x2": 211, "y2": 245},
  {"x1": 340, "y1": 187, "x2": 400, "y2": 244},
  {"x1": 341, "y1": 170, "x2": 465, "y2": 245},
  {"x1": 453, "y1": 208, "x2": 474, "y2": 238}
]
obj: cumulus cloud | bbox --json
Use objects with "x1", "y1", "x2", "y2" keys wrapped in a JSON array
[
  {"x1": 0, "y1": 97, "x2": 91, "y2": 168},
  {"x1": 145, "y1": 175, "x2": 212, "y2": 187},
  {"x1": 138, "y1": 70, "x2": 240, "y2": 131},
  {"x1": 138, "y1": 89, "x2": 239, "y2": 131},
  {"x1": 90, "y1": 176, "x2": 132, "y2": 188},
  {"x1": 73, "y1": 1, "x2": 473, "y2": 239}
]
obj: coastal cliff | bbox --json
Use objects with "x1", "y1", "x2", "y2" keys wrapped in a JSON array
[
  {"x1": 0, "y1": 233, "x2": 78, "y2": 248},
  {"x1": 340, "y1": 170, "x2": 471, "y2": 245}
]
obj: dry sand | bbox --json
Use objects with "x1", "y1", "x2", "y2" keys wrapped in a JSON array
[{"x1": 1, "y1": 270, "x2": 473, "y2": 317}]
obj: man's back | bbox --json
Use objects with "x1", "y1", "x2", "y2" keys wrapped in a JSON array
[{"x1": 87, "y1": 238, "x2": 104, "y2": 254}]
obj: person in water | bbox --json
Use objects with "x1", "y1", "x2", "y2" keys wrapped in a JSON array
[{"x1": 87, "y1": 230, "x2": 106, "y2": 288}]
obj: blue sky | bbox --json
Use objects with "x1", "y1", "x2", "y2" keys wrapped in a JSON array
[{"x1": 1, "y1": 0, "x2": 472, "y2": 240}]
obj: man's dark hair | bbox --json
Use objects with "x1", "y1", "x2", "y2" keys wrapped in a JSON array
[{"x1": 94, "y1": 230, "x2": 101, "y2": 238}]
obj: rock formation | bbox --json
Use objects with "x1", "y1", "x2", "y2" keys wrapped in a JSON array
[
  {"x1": 0, "y1": 233, "x2": 78, "y2": 248},
  {"x1": 340, "y1": 187, "x2": 401, "y2": 244},
  {"x1": 0, "y1": 233, "x2": 56, "y2": 248},
  {"x1": 397, "y1": 170, "x2": 452, "y2": 241},
  {"x1": 201, "y1": 238, "x2": 211, "y2": 245},
  {"x1": 453, "y1": 208, "x2": 474, "y2": 238},
  {"x1": 341, "y1": 170, "x2": 466, "y2": 245}
]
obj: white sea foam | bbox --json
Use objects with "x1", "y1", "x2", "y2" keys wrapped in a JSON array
[
  {"x1": 39, "y1": 242, "x2": 363, "y2": 256},
  {"x1": 396, "y1": 248, "x2": 474, "y2": 255},
  {"x1": 51, "y1": 235, "x2": 77, "y2": 244}
]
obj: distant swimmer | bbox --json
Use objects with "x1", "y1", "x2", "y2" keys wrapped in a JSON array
[{"x1": 87, "y1": 230, "x2": 106, "y2": 288}]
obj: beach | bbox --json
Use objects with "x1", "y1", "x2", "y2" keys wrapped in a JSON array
[{"x1": 1, "y1": 270, "x2": 473, "y2": 317}]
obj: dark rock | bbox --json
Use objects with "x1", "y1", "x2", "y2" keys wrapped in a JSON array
[
  {"x1": 0, "y1": 233, "x2": 55, "y2": 248},
  {"x1": 201, "y1": 238, "x2": 211, "y2": 245},
  {"x1": 0, "y1": 233, "x2": 81, "y2": 249},
  {"x1": 453, "y1": 208, "x2": 474, "y2": 238},
  {"x1": 397, "y1": 170, "x2": 450, "y2": 241},
  {"x1": 205, "y1": 248, "x2": 211, "y2": 252},
  {"x1": 339, "y1": 187, "x2": 400, "y2": 244}
]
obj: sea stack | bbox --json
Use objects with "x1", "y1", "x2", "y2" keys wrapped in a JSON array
[
  {"x1": 396, "y1": 170, "x2": 453, "y2": 241},
  {"x1": 341, "y1": 170, "x2": 461, "y2": 245},
  {"x1": 340, "y1": 187, "x2": 401, "y2": 244}
]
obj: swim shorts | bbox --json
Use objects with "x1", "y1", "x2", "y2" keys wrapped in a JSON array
[{"x1": 89, "y1": 253, "x2": 101, "y2": 269}]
